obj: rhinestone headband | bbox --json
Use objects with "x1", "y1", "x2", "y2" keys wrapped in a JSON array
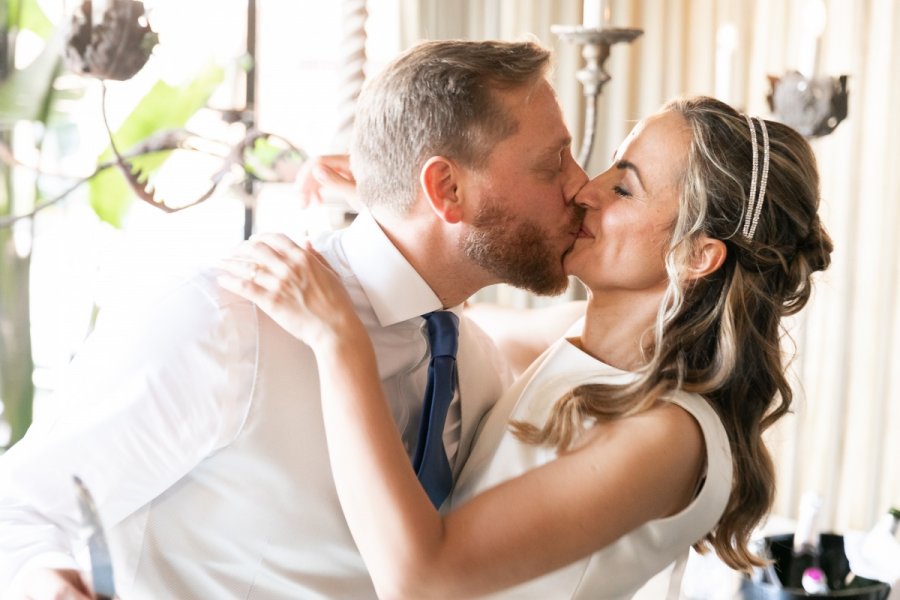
[{"x1": 742, "y1": 115, "x2": 770, "y2": 240}]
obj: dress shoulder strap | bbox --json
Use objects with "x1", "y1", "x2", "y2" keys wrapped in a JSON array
[{"x1": 665, "y1": 550, "x2": 689, "y2": 599}]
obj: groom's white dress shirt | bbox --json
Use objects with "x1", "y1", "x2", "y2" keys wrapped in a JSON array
[{"x1": 0, "y1": 211, "x2": 512, "y2": 599}]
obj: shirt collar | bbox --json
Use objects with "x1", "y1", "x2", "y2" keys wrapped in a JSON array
[{"x1": 342, "y1": 210, "x2": 445, "y2": 327}]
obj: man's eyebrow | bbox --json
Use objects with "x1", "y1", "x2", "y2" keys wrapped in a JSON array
[{"x1": 616, "y1": 159, "x2": 645, "y2": 190}]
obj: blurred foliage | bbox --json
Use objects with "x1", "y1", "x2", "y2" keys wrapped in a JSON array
[
  {"x1": 89, "y1": 66, "x2": 224, "y2": 226},
  {"x1": 0, "y1": 0, "x2": 226, "y2": 446}
]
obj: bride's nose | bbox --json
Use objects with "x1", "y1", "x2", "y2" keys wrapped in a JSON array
[{"x1": 574, "y1": 173, "x2": 607, "y2": 210}]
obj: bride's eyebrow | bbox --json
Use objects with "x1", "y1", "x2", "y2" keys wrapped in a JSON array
[{"x1": 615, "y1": 159, "x2": 645, "y2": 190}]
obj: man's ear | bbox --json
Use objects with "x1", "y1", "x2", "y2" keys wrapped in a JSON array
[
  {"x1": 420, "y1": 156, "x2": 463, "y2": 224},
  {"x1": 686, "y1": 235, "x2": 727, "y2": 280}
]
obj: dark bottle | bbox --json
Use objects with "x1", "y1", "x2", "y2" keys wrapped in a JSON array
[{"x1": 787, "y1": 492, "x2": 828, "y2": 591}]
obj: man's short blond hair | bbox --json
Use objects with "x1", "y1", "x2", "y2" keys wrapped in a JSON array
[{"x1": 351, "y1": 39, "x2": 551, "y2": 213}]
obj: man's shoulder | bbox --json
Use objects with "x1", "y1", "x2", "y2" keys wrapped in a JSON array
[{"x1": 93, "y1": 264, "x2": 260, "y2": 346}]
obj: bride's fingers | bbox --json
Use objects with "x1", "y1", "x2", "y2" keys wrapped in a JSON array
[
  {"x1": 252, "y1": 236, "x2": 337, "y2": 289},
  {"x1": 222, "y1": 237, "x2": 343, "y2": 306},
  {"x1": 252, "y1": 233, "x2": 306, "y2": 263},
  {"x1": 218, "y1": 256, "x2": 267, "y2": 287},
  {"x1": 217, "y1": 269, "x2": 269, "y2": 302},
  {"x1": 241, "y1": 238, "x2": 299, "y2": 281},
  {"x1": 219, "y1": 256, "x2": 257, "y2": 277},
  {"x1": 302, "y1": 241, "x2": 339, "y2": 278},
  {"x1": 242, "y1": 234, "x2": 313, "y2": 281},
  {"x1": 218, "y1": 255, "x2": 295, "y2": 295},
  {"x1": 226, "y1": 239, "x2": 303, "y2": 291}
]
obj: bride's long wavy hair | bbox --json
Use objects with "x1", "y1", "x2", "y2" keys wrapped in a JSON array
[{"x1": 513, "y1": 96, "x2": 833, "y2": 570}]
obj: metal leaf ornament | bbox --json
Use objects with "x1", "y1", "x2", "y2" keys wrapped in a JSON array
[
  {"x1": 766, "y1": 71, "x2": 849, "y2": 138},
  {"x1": 66, "y1": 0, "x2": 159, "y2": 81}
]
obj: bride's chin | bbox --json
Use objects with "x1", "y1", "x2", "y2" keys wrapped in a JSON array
[{"x1": 562, "y1": 265, "x2": 584, "y2": 281}]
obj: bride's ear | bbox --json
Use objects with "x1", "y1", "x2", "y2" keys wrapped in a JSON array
[
  {"x1": 685, "y1": 235, "x2": 727, "y2": 280},
  {"x1": 420, "y1": 156, "x2": 463, "y2": 224}
]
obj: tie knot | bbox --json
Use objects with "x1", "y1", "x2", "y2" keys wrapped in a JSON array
[{"x1": 423, "y1": 311, "x2": 459, "y2": 359}]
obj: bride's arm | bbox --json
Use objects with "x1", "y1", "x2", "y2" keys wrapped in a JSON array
[{"x1": 220, "y1": 234, "x2": 705, "y2": 600}]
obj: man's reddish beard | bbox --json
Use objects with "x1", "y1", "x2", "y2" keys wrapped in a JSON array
[{"x1": 460, "y1": 198, "x2": 579, "y2": 296}]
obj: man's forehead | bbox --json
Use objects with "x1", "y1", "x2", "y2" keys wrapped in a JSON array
[
  {"x1": 494, "y1": 76, "x2": 552, "y2": 103},
  {"x1": 490, "y1": 80, "x2": 570, "y2": 152}
]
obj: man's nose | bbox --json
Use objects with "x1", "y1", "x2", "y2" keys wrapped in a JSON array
[{"x1": 562, "y1": 154, "x2": 589, "y2": 205}]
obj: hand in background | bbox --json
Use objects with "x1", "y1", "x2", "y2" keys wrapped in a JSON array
[
  {"x1": 295, "y1": 154, "x2": 358, "y2": 209},
  {"x1": 218, "y1": 234, "x2": 366, "y2": 350}
]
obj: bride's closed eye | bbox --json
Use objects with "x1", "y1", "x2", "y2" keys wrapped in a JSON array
[{"x1": 614, "y1": 185, "x2": 631, "y2": 198}]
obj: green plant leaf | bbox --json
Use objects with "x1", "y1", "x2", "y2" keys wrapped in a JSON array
[
  {"x1": 6, "y1": 0, "x2": 20, "y2": 30},
  {"x1": 5, "y1": 0, "x2": 54, "y2": 38},
  {"x1": 0, "y1": 35, "x2": 63, "y2": 125},
  {"x1": 44, "y1": 81, "x2": 88, "y2": 126},
  {"x1": 18, "y1": 0, "x2": 54, "y2": 39},
  {"x1": 89, "y1": 66, "x2": 224, "y2": 227}
]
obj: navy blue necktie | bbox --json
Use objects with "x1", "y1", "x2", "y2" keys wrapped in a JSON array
[{"x1": 413, "y1": 311, "x2": 459, "y2": 508}]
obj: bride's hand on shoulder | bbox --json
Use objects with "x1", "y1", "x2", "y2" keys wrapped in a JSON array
[{"x1": 218, "y1": 233, "x2": 364, "y2": 348}]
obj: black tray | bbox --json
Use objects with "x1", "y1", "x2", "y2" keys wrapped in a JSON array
[{"x1": 739, "y1": 533, "x2": 891, "y2": 599}]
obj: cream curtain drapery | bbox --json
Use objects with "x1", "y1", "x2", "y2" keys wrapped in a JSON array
[{"x1": 400, "y1": 0, "x2": 900, "y2": 533}]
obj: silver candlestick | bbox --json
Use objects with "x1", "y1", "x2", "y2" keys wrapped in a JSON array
[{"x1": 552, "y1": 25, "x2": 642, "y2": 167}]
